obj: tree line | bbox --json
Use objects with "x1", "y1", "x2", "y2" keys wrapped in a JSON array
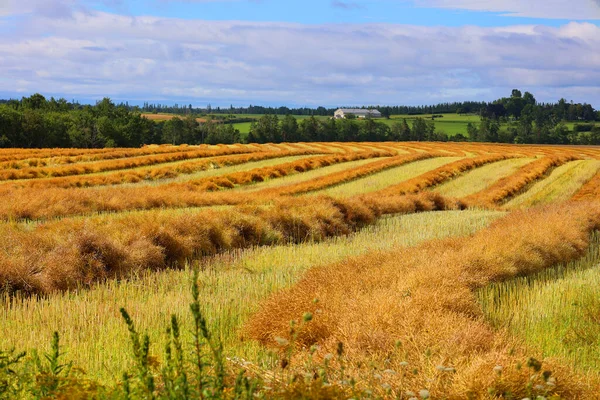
[
  {"x1": 467, "y1": 90, "x2": 600, "y2": 145},
  {"x1": 0, "y1": 91, "x2": 598, "y2": 148},
  {"x1": 247, "y1": 114, "x2": 450, "y2": 143}
]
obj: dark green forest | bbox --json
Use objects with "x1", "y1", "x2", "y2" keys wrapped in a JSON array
[{"x1": 0, "y1": 91, "x2": 598, "y2": 148}]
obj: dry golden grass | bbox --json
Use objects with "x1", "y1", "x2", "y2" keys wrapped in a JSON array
[
  {"x1": 246, "y1": 201, "x2": 600, "y2": 398},
  {"x1": 0, "y1": 146, "x2": 266, "y2": 181},
  {"x1": 316, "y1": 156, "x2": 464, "y2": 197},
  {"x1": 0, "y1": 151, "x2": 398, "y2": 220},
  {"x1": 434, "y1": 157, "x2": 536, "y2": 198},
  {"x1": 0, "y1": 192, "x2": 463, "y2": 296},
  {"x1": 374, "y1": 154, "x2": 514, "y2": 196},
  {"x1": 256, "y1": 152, "x2": 444, "y2": 196},
  {"x1": 463, "y1": 155, "x2": 578, "y2": 207},
  {"x1": 2, "y1": 151, "x2": 321, "y2": 189},
  {"x1": 506, "y1": 159, "x2": 600, "y2": 208},
  {"x1": 0, "y1": 144, "x2": 205, "y2": 170}
]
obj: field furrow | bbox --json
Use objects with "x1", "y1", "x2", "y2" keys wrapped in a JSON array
[
  {"x1": 0, "y1": 209, "x2": 502, "y2": 383},
  {"x1": 0, "y1": 151, "x2": 395, "y2": 220},
  {"x1": 0, "y1": 146, "x2": 265, "y2": 181},
  {"x1": 2, "y1": 151, "x2": 321, "y2": 189},
  {"x1": 433, "y1": 157, "x2": 536, "y2": 198},
  {"x1": 371, "y1": 154, "x2": 513, "y2": 197},
  {"x1": 462, "y1": 155, "x2": 578, "y2": 207},
  {"x1": 313, "y1": 156, "x2": 463, "y2": 197},
  {"x1": 260, "y1": 152, "x2": 443, "y2": 196},
  {"x1": 506, "y1": 159, "x2": 600, "y2": 208},
  {"x1": 246, "y1": 202, "x2": 600, "y2": 398},
  {"x1": 0, "y1": 192, "x2": 461, "y2": 296}
]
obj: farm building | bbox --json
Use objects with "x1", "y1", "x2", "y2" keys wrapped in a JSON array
[{"x1": 334, "y1": 108, "x2": 382, "y2": 119}]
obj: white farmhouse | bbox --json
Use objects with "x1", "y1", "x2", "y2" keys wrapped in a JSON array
[{"x1": 334, "y1": 108, "x2": 382, "y2": 119}]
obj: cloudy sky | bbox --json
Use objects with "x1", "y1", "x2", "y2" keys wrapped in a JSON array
[{"x1": 1, "y1": 0, "x2": 599, "y2": 107}]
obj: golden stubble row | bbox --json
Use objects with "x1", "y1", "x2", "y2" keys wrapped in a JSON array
[
  {"x1": 246, "y1": 201, "x2": 600, "y2": 398},
  {"x1": 0, "y1": 192, "x2": 460, "y2": 296}
]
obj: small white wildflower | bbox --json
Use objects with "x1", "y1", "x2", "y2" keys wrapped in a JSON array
[
  {"x1": 493, "y1": 365, "x2": 503, "y2": 374},
  {"x1": 419, "y1": 389, "x2": 430, "y2": 399},
  {"x1": 534, "y1": 384, "x2": 545, "y2": 391},
  {"x1": 399, "y1": 361, "x2": 409, "y2": 367},
  {"x1": 383, "y1": 369, "x2": 397, "y2": 375},
  {"x1": 373, "y1": 373, "x2": 382, "y2": 380},
  {"x1": 381, "y1": 383, "x2": 392, "y2": 391}
]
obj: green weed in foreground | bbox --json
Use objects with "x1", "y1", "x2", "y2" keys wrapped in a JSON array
[{"x1": 478, "y1": 232, "x2": 600, "y2": 372}]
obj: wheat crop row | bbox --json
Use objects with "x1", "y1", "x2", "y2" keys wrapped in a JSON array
[
  {"x1": 0, "y1": 146, "x2": 270, "y2": 181},
  {"x1": 373, "y1": 154, "x2": 514, "y2": 196},
  {"x1": 2, "y1": 150, "x2": 320, "y2": 189},
  {"x1": 0, "y1": 144, "x2": 217, "y2": 170},
  {"x1": 463, "y1": 155, "x2": 578, "y2": 207},
  {"x1": 247, "y1": 201, "x2": 600, "y2": 398},
  {"x1": 0, "y1": 192, "x2": 460, "y2": 296},
  {"x1": 254, "y1": 152, "x2": 443, "y2": 196}
]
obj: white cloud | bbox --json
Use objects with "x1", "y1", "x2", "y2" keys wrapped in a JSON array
[
  {"x1": 0, "y1": 11, "x2": 599, "y2": 106},
  {"x1": 414, "y1": 0, "x2": 600, "y2": 20}
]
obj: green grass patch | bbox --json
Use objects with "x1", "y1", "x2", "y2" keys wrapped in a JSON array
[{"x1": 478, "y1": 233, "x2": 600, "y2": 372}]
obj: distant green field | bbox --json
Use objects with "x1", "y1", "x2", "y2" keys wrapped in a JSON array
[
  {"x1": 154, "y1": 112, "x2": 596, "y2": 140},
  {"x1": 232, "y1": 113, "x2": 476, "y2": 137}
]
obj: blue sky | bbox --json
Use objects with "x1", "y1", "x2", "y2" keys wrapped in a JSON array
[{"x1": 1, "y1": 0, "x2": 600, "y2": 107}]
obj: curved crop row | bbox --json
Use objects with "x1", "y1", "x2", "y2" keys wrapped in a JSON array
[
  {"x1": 3, "y1": 150, "x2": 321, "y2": 189},
  {"x1": 373, "y1": 154, "x2": 514, "y2": 196},
  {"x1": 572, "y1": 169, "x2": 600, "y2": 202},
  {"x1": 258, "y1": 152, "x2": 443, "y2": 196},
  {"x1": 246, "y1": 201, "x2": 600, "y2": 398},
  {"x1": 0, "y1": 192, "x2": 460, "y2": 296},
  {"x1": 183, "y1": 150, "x2": 396, "y2": 191},
  {"x1": 463, "y1": 155, "x2": 578, "y2": 207},
  {"x1": 0, "y1": 151, "x2": 395, "y2": 220},
  {"x1": 0, "y1": 144, "x2": 209, "y2": 170},
  {"x1": 0, "y1": 146, "x2": 264, "y2": 181}
]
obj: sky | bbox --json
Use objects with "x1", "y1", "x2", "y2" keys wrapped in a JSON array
[{"x1": 0, "y1": 0, "x2": 599, "y2": 108}]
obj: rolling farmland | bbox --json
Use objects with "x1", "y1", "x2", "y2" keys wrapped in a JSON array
[{"x1": 2, "y1": 141, "x2": 600, "y2": 398}]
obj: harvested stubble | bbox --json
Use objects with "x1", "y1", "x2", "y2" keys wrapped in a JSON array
[
  {"x1": 0, "y1": 146, "x2": 266, "y2": 181},
  {"x1": 182, "y1": 150, "x2": 396, "y2": 191},
  {"x1": 246, "y1": 202, "x2": 600, "y2": 398},
  {"x1": 0, "y1": 192, "x2": 461, "y2": 296},
  {"x1": 572, "y1": 168, "x2": 600, "y2": 202},
  {"x1": 0, "y1": 210, "x2": 503, "y2": 386},
  {"x1": 505, "y1": 159, "x2": 600, "y2": 208},
  {"x1": 373, "y1": 154, "x2": 514, "y2": 196},
  {"x1": 463, "y1": 155, "x2": 578, "y2": 207},
  {"x1": 256, "y1": 152, "x2": 443, "y2": 196},
  {"x1": 433, "y1": 157, "x2": 536, "y2": 198},
  {"x1": 0, "y1": 144, "x2": 204, "y2": 170},
  {"x1": 0, "y1": 151, "x2": 395, "y2": 220},
  {"x1": 3, "y1": 150, "x2": 321, "y2": 189}
]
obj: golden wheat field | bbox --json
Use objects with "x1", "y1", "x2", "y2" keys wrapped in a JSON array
[{"x1": 3, "y1": 141, "x2": 600, "y2": 399}]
